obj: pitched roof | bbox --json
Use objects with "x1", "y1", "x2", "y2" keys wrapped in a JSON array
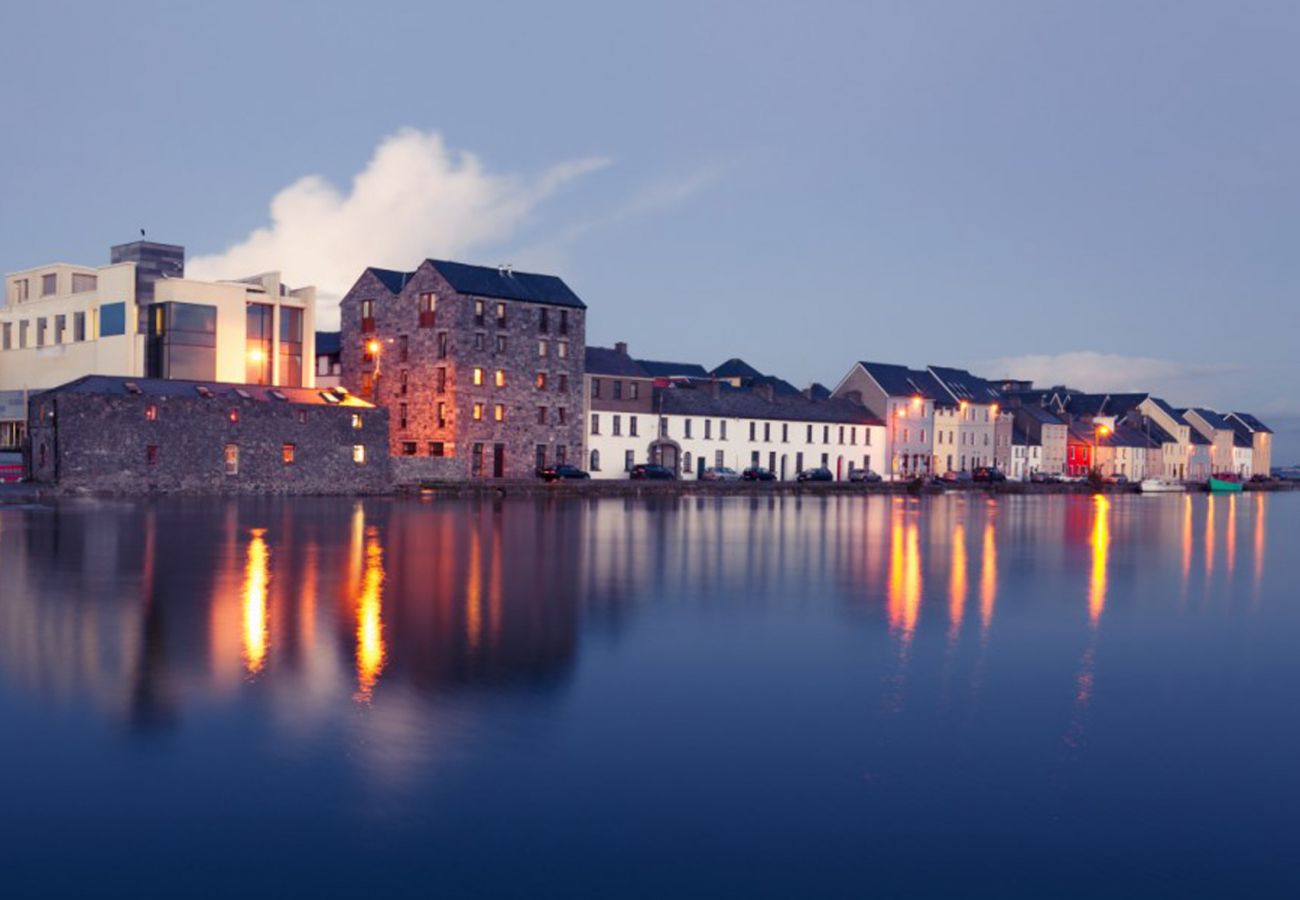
[
  {"x1": 362, "y1": 260, "x2": 584, "y2": 308},
  {"x1": 927, "y1": 366, "x2": 1002, "y2": 404},
  {"x1": 315, "y1": 331, "x2": 341, "y2": 355},
  {"x1": 1190, "y1": 407, "x2": 1231, "y2": 430},
  {"x1": 1015, "y1": 405, "x2": 1064, "y2": 426},
  {"x1": 35, "y1": 375, "x2": 375, "y2": 407},
  {"x1": 1228, "y1": 412, "x2": 1272, "y2": 435},
  {"x1": 711, "y1": 358, "x2": 765, "y2": 380},
  {"x1": 1149, "y1": 397, "x2": 1187, "y2": 425},
  {"x1": 807, "y1": 383, "x2": 832, "y2": 401},
  {"x1": 1233, "y1": 432, "x2": 1253, "y2": 449},
  {"x1": 656, "y1": 383, "x2": 884, "y2": 426},
  {"x1": 1100, "y1": 424, "x2": 1158, "y2": 449},
  {"x1": 585, "y1": 346, "x2": 649, "y2": 378},
  {"x1": 1064, "y1": 392, "x2": 1149, "y2": 418},
  {"x1": 1189, "y1": 429, "x2": 1211, "y2": 446},
  {"x1": 637, "y1": 358, "x2": 711, "y2": 379},
  {"x1": 857, "y1": 361, "x2": 950, "y2": 403}
]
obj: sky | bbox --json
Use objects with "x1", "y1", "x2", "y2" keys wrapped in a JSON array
[{"x1": 2, "y1": 1, "x2": 1298, "y2": 461}]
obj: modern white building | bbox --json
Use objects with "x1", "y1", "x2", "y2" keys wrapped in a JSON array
[
  {"x1": 927, "y1": 366, "x2": 1002, "y2": 475},
  {"x1": 832, "y1": 361, "x2": 944, "y2": 479},
  {"x1": 1, "y1": 239, "x2": 316, "y2": 448}
]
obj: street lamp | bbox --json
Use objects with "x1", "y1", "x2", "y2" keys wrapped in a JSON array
[
  {"x1": 366, "y1": 339, "x2": 383, "y2": 399},
  {"x1": 1093, "y1": 423, "x2": 1110, "y2": 476}
]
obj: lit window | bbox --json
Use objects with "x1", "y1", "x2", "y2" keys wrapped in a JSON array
[
  {"x1": 538, "y1": 339, "x2": 549, "y2": 357},
  {"x1": 224, "y1": 444, "x2": 239, "y2": 475},
  {"x1": 145, "y1": 404, "x2": 158, "y2": 422},
  {"x1": 228, "y1": 408, "x2": 239, "y2": 424},
  {"x1": 351, "y1": 413, "x2": 363, "y2": 430},
  {"x1": 536, "y1": 372, "x2": 547, "y2": 390},
  {"x1": 495, "y1": 369, "x2": 506, "y2": 387},
  {"x1": 473, "y1": 367, "x2": 484, "y2": 386},
  {"x1": 473, "y1": 403, "x2": 484, "y2": 421},
  {"x1": 353, "y1": 444, "x2": 366, "y2": 464},
  {"x1": 557, "y1": 340, "x2": 569, "y2": 359},
  {"x1": 494, "y1": 404, "x2": 505, "y2": 422},
  {"x1": 282, "y1": 444, "x2": 296, "y2": 464}
]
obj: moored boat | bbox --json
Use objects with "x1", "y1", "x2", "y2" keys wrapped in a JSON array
[
  {"x1": 1208, "y1": 477, "x2": 1243, "y2": 493},
  {"x1": 1139, "y1": 478, "x2": 1186, "y2": 493}
]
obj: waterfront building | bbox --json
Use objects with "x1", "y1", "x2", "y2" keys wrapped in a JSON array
[
  {"x1": 26, "y1": 375, "x2": 387, "y2": 493},
  {"x1": 1008, "y1": 404, "x2": 1067, "y2": 475},
  {"x1": 583, "y1": 343, "x2": 656, "y2": 476},
  {"x1": 1226, "y1": 412, "x2": 1272, "y2": 476},
  {"x1": 1065, "y1": 423, "x2": 1095, "y2": 476},
  {"x1": 1184, "y1": 408, "x2": 1239, "y2": 475},
  {"x1": 927, "y1": 366, "x2": 1002, "y2": 475},
  {"x1": 1, "y1": 239, "x2": 316, "y2": 450},
  {"x1": 315, "y1": 331, "x2": 342, "y2": 388},
  {"x1": 1009, "y1": 427, "x2": 1043, "y2": 481},
  {"x1": 832, "y1": 361, "x2": 944, "y2": 479},
  {"x1": 1188, "y1": 429, "x2": 1213, "y2": 481},
  {"x1": 338, "y1": 259, "x2": 586, "y2": 478}
]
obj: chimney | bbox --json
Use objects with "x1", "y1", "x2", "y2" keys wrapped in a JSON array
[
  {"x1": 615, "y1": 341, "x2": 628, "y2": 356},
  {"x1": 710, "y1": 379, "x2": 721, "y2": 399},
  {"x1": 802, "y1": 386, "x2": 814, "y2": 400},
  {"x1": 760, "y1": 382, "x2": 775, "y2": 402}
]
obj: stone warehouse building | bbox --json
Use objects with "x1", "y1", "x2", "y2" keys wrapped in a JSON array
[
  {"x1": 27, "y1": 376, "x2": 389, "y2": 493},
  {"x1": 339, "y1": 259, "x2": 586, "y2": 479}
]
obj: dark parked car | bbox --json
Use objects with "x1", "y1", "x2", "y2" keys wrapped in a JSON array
[
  {"x1": 848, "y1": 467, "x2": 882, "y2": 483},
  {"x1": 1030, "y1": 471, "x2": 1061, "y2": 484},
  {"x1": 630, "y1": 463, "x2": 677, "y2": 480},
  {"x1": 537, "y1": 464, "x2": 590, "y2": 482},
  {"x1": 701, "y1": 466, "x2": 741, "y2": 482},
  {"x1": 796, "y1": 467, "x2": 833, "y2": 483},
  {"x1": 939, "y1": 470, "x2": 972, "y2": 483},
  {"x1": 972, "y1": 467, "x2": 1007, "y2": 483},
  {"x1": 741, "y1": 466, "x2": 776, "y2": 482}
]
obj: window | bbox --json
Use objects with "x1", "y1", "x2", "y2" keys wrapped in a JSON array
[
  {"x1": 437, "y1": 401, "x2": 447, "y2": 427},
  {"x1": 474, "y1": 299, "x2": 485, "y2": 326},
  {"x1": 398, "y1": 334, "x2": 409, "y2": 363},
  {"x1": 1, "y1": 323, "x2": 9, "y2": 350},
  {"x1": 538, "y1": 406, "x2": 548, "y2": 425},
  {"x1": 683, "y1": 451, "x2": 692, "y2": 473},
  {"x1": 629, "y1": 416, "x2": 638, "y2": 437},
  {"x1": 590, "y1": 449, "x2": 601, "y2": 471},
  {"x1": 419, "y1": 292, "x2": 436, "y2": 327},
  {"x1": 556, "y1": 444, "x2": 567, "y2": 465},
  {"x1": 472, "y1": 442, "x2": 484, "y2": 476},
  {"x1": 807, "y1": 425, "x2": 814, "y2": 443},
  {"x1": 494, "y1": 404, "x2": 505, "y2": 422},
  {"x1": 224, "y1": 444, "x2": 239, "y2": 475},
  {"x1": 360, "y1": 298, "x2": 375, "y2": 332},
  {"x1": 496, "y1": 302, "x2": 507, "y2": 326},
  {"x1": 559, "y1": 310, "x2": 569, "y2": 334},
  {"x1": 704, "y1": 419, "x2": 712, "y2": 439},
  {"x1": 282, "y1": 444, "x2": 296, "y2": 464},
  {"x1": 12, "y1": 279, "x2": 28, "y2": 302},
  {"x1": 613, "y1": 414, "x2": 622, "y2": 436},
  {"x1": 558, "y1": 374, "x2": 568, "y2": 392},
  {"x1": 353, "y1": 445, "x2": 366, "y2": 465},
  {"x1": 19, "y1": 320, "x2": 28, "y2": 348},
  {"x1": 246, "y1": 303, "x2": 273, "y2": 384},
  {"x1": 496, "y1": 335, "x2": 507, "y2": 353},
  {"x1": 720, "y1": 421, "x2": 727, "y2": 440},
  {"x1": 399, "y1": 403, "x2": 408, "y2": 430},
  {"x1": 557, "y1": 340, "x2": 569, "y2": 359},
  {"x1": 73, "y1": 311, "x2": 86, "y2": 342},
  {"x1": 437, "y1": 367, "x2": 447, "y2": 393},
  {"x1": 401, "y1": 442, "x2": 417, "y2": 456},
  {"x1": 352, "y1": 413, "x2": 363, "y2": 430},
  {"x1": 70, "y1": 272, "x2": 97, "y2": 293},
  {"x1": 437, "y1": 332, "x2": 448, "y2": 358},
  {"x1": 474, "y1": 332, "x2": 485, "y2": 350},
  {"x1": 750, "y1": 422, "x2": 756, "y2": 441},
  {"x1": 613, "y1": 381, "x2": 623, "y2": 400},
  {"x1": 715, "y1": 450, "x2": 724, "y2": 467},
  {"x1": 430, "y1": 441, "x2": 445, "y2": 457},
  {"x1": 851, "y1": 428, "x2": 857, "y2": 445},
  {"x1": 539, "y1": 308, "x2": 549, "y2": 333},
  {"x1": 591, "y1": 378, "x2": 601, "y2": 398},
  {"x1": 494, "y1": 369, "x2": 506, "y2": 388},
  {"x1": 228, "y1": 408, "x2": 239, "y2": 424},
  {"x1": 625, "y1": 450, "x2": 635, "y2": 471},
  {"x1": 145, "y1": 404, "x2": 158, "y2": 421},
  {"x1": 536, "y1": 372, "x2": 547, "y2": 390},
  {"x1": 36, "y1": 318, "x2": 47, "y2": 347},
  {"x1": 41, "y1": 273, "x2": 57, "y2": 296},
  {"x1": 823, "y1": 425, "x2": 830, "y2": 444},
  {"x1": 54, "y1": 314, "x2": 66, "y2": 344},
  {"x1": 838, "y1": 426, "x2": 845, "y2": 444},
  {"x1": 591, "y1": 413, "x2": 600, "y2": 435},
  {"x1": 660, "y1": 417, "x2": 669, "y2": 437},
  {"x1": 539, "y1": 339, "x2": 549, "y2": 357},
  {"x1": 558, "y1": 407, "x2": 567, "y2": 425},
  {"x1": 628, "y1": 382, "x2": 638, "y2": 400},
  {"x1": 360, "y1": 372, "x2": 373, "y2": 397},
  {"x1": 399, "y1": 369, "x2": 408, "y2": 396},
  {"x1": 473, "y1": 367, "x2": 484, "y2": 386},
  {"x1": 536, "y1": 444, "x2": 547, "y2": 470},
  {"x1": 473, "y1": 403, "x2": 484, "y2": 421},
  {"x1": 920, "y1": 430, "x2": 927, "y2": 443},
  {"x1": 146, "y1": 444, "x2": 160, "y2": 466}
]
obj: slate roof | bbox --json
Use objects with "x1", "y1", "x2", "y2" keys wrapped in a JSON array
[
  {"x1": 927, "y1": 366, "x2": 1002, "y2": 404},
  {"x1": 1190, "y1": 408, "x2": 1231, "y2": 430},
  {"x1": 638, "y1": 359, "x2": 711, "y2": 379},
  {"x1": 655, "y1": 383, "x2": 884, "y2": 426},
  {"x1": 807, "y1": 383, "x2": 832, "y2": 401},
  {"x1": 755, "y1": 374, "x2": 802, "y2": 397},
  {"x1": 1100, "y1": 424, "x2": 1158, "y2": 449},
  {"x1": 1228, "y1": 412, "x2": 1272, "y2": 435},
  {"x1": 585, "y1": 346, "x2": 650, "y2": 378},
  {"x1": 315, "y1": 331, "x2": 341, "y2": 355},
  {"x1": 1064, "y1": 392, "x2": 1149, "y2": 418},
  {"x1": 711, "y1": 358, "x2": 765, "y2": 381},
  {"x1": 1234, "y1": 433, "x2": 1253, "y2": 449},
  {"x1": 364, "y1": 260, "x2": 585, "y2": 308},
  {"x1": 1144, "y1": 419, "x2": 1177, "y2": 445},
  {"x1": 1149, "y1": 397, "x2": 1187, "y2": 425},
  {"x1": 857, "y1": 361, "x2": 950, "y2": 403},
  {"x1": 1016, "y1": 405, "x2": 1064, "y2": 426},
  {"x1": 1189, "y1": 429, "x2": 1211, "y2": 446},
  {"x1": 1011, "y1": 425, "x2": 1037, "y2": 446},
  {"x1": 36, "y1": 375, "x2": 375, "y2": 407}
]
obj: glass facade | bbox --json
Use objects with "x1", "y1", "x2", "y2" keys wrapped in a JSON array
[
  {"x1": 145, "y1": 302, "x2": 217, "y2": 380},
  {"x1": 246, "y1": 303, "x2": 274, "y2": 384},
  {"x1": 279, "y1": 307, "x2": 303, "y2": 387}
]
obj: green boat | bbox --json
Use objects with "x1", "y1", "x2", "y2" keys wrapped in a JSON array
[{"x1": 1208, "y1": 477, "x2": 1243, "y2": 493}]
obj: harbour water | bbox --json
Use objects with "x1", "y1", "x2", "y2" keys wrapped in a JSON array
[{"x1": 1, "y1": 493, "x2": 1296, "y2": 898}]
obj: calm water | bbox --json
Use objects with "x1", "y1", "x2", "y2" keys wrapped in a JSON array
[{"x1": 1, "y1": 492, "x2": 1297, "y2": 898}]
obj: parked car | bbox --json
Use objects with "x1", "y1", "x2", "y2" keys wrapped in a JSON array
[
  {"x1": 972, "y1": 467, "x2": 1007, "y2": 483},
  {"x1": 630, "y1": 463, "x2": 677, "y2": 480},
  {"x1": 938, "y1": 470, "x2": 972, "y2": 484},
  {"x1": 741, "y1": 466, "x2": 776, "y2": 482},
  {"x1": 1029, "y1": 471, "x2": 1061, "y2": 484},
  {"x1": 701, "y1": 466, "x2": 741, "y2": 482},
  {"x1": 537, "y1": 464, "x2": 590, "y2": 482},
  {"x1": 848, "y1": 467, "x2": 882, "y2": 483},
  {"x1": 1103, "y1": 473, "x2": 1130, "y2": 485},
  {"x1": 796, "y1": 467, "x2": 833, "y2": 483}
]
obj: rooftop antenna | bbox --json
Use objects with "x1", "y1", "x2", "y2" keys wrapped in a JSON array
[{"x1": 140, "y1": 228, "x2": 146, "y2": 238}]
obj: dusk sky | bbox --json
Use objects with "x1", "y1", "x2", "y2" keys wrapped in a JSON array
[{"x1": 3, "y1": 1, "x2": 1297, "y2": 459}]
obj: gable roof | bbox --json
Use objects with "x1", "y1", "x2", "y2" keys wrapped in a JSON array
[
  {"x1": 427, "y1": 259, "x2": 584, "y2": 308},
  {"x1": 711, "y1": 358, "x2": 765, "y2": 381},
  {"x1": 366, "y1": 267, "x2": 412, "y2": 294},
  {"x1": 35, "y1": 375, "x2": 375, "y2": 407},
  {"x1": 637, "y1": 358, "x2": 711, "y2": 379},
  {"x1": 927, "y1": 366, "x2": 1002, "y2": 404},
  {"x1": 655, "y1": 382, "x2": 884, "y2": 426},
  {"x1": 585, "y1": 346, "x2": 649, "y2": 378},
  {"x1": 1015, "y1": 405, "x2": 1064, "y2": 426},
  {"x1": 1228, "y1": 412, "x2": 1272, "y2": 435},
  {"x1": 857, "y1": 361, "x2": 950, "y2": 403},
  {"x1": 1190, "y1": 407, "x2": 1231, "y2": 430},
  {"x1": 1148, "y1": 397, "x2": 1187, "y2": 425}
]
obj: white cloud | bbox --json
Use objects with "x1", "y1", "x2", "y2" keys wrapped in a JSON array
[
  {"x1": 977, "y1": 351, "x2": 1239, "y2": 401},
  {"x1": 186, "y1": 129, "x2": 610, "y2": 326}
]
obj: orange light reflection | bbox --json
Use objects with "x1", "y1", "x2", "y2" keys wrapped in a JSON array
[
  {"x1": 949, "y1": 523, "x2": 967, "y2": 640},
  {"x1": 242, "y1": 528, "x2": 270, "y2": 675},
  {"x1": 354, "y1": 527, "x2": 387, "y2": 702},
  {"x1": 1088, "y1": 495, "x2": 1110, "y2": 626}
]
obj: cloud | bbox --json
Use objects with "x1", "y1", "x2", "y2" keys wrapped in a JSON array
[
  {"x1": 977, "y1": 351, "x2": 1240, "y2": 400},
  {"x1": 186, "y1": 129, "x2": 610, "y2": 325}
]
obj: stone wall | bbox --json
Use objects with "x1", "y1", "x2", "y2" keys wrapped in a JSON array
[
  {"x1": 340, "y1": 262, "x2": 587, "y2": 480},
  {"x1": 28, "y1": 392, "x2": 391, "y2": 494}
]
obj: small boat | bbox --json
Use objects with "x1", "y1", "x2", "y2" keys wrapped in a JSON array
[
  {"x1": 1139, "y1": 478, "x2": 1186, "y2": 493},
  {"x1": 1208, "y1": 477, "x2": 1243, "y2": 493}
]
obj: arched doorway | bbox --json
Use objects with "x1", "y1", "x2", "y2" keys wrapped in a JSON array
[{"x1": 649, "y1": 439, "x2": 680, "y2": 474}]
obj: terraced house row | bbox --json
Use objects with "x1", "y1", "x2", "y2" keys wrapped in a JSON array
[{"x1": 4, "y1": 236, "x2": 1274, "y2": 489}]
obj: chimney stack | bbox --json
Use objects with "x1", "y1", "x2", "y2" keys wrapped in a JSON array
[
  {"x1": 710, "y1": 379, "x2": 721, "y2": 399},
  {"x1": 615, "y1": 341, "x2": 628, "y2": 355},
  {"x1": 760, "y1": 382, "x2": 775, "y2": 402}
]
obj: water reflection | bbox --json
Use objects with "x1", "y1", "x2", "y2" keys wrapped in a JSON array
[
  {"x1": 887, "y1": 501, "x2": 922, "y2": 645},
  {"x1": 242, "y1": 528, "x2": 270, "y2": 676},
  {"x1": 948, "y1": 522, "x2": 967, "y2": 642},
  {"x1": 1089, "y1": 496, "x2": 1110, "y2": 627},
  {"x1": 354, "y1": 526, "x2": 387, "y2": 703},
  {"x1": 979, "y1": 510, "x2": 997, "y2": 636}
]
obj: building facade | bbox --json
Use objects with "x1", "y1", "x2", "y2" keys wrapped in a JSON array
[
  {"x1": 1227, "y1": 412, "x2": 1272, "y2": 476},
  {"x1": 339, "y1": 259, "x2": 586, "y2": 479},
  {"x1": 833, "y1": 361, "x2": 943, "y2": 479},
  {"x1": 27, "y1": 375, "x2": 388, "y2": 493}
]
